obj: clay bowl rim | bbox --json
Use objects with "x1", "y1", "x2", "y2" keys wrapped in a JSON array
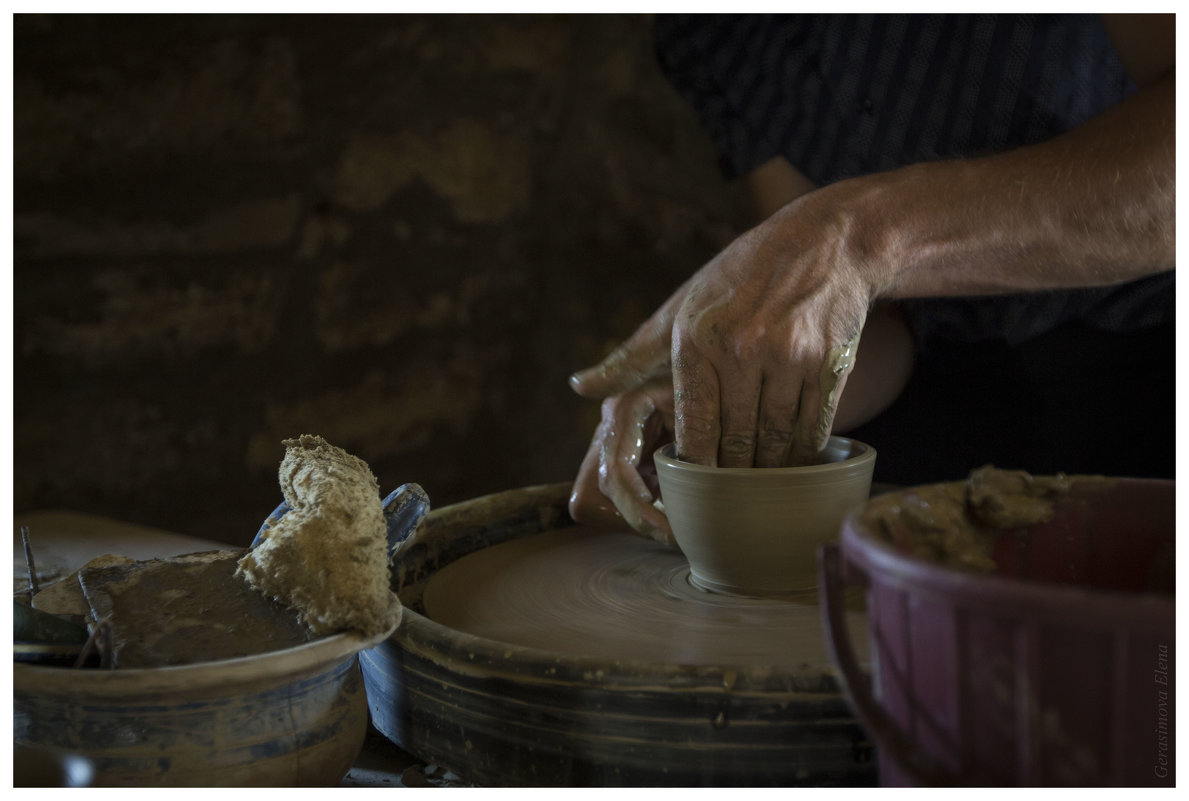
[
  {"x1": 13, "y1": 599, "x2": 400, "y2": 695},
  {"x1": 838, "y1": 477, "x2": 1174, "y2": 627},
  {"x1": 653, "y1": 436, "x2": 876, "y2": 482}
]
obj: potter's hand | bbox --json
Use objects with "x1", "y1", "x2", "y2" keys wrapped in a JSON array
[
  {"x1": 568, "y1": 379, "x2": 677, "y2": 546},
  {"x1": 572, "y1": 194, "x2": 874, "y2": 468},
  {"x1": 569, "y1": 276, "x2": 692, "y2": 399}
]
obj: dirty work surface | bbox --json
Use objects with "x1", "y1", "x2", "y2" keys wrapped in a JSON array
[
  {"x1": 342, "y1": 728, "x2": 471, "y2": 788},
  {"x1": 79, "y1": 550, "x2": 311, "y2": 668}
]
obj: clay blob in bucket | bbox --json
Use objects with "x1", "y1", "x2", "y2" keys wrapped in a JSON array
[
  {"x1": 653, "y1": 436, "x2": 876, "y2": 597},
  {"x1": 821, "y1": 471, "x2": 1175, "y2": 786}
]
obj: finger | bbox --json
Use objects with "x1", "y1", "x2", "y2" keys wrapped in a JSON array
[
  {"x1": 816, "y1": 370, "x2": 853, "y2": 447},
  {"x1": 789, "y1": 334, "x2": 861, "y2": 465},
  {"x1": 599, "y1": 395, "x2": 676, "y2": 540},
  {"x1": 635, "y1": 403, "x2": 665, "y2": 497},
  {"x1": 569, "y1": 336, "x2": 669, "y2": 399},
  {"x1": 571, "y1": 393, "x2": 676, "y2": 543},
  {"x1": 812, "y1": 331, "x2": 862, "y2": 453},
  {"x1": 717, "y1": 366, "x2": 763, "y2": 467},
  {"x1": 671, "y1": 328, "x2": 721, "y2": 466},
  {"x1": 569, "y1": 290, "x2": 688, "y2": 398},
  {"x1": 813, "y1": 354, "x2": 858, "y2": 449},
  {"x1": 601, "y1": 459, "x2": 674, "y2": 544},
  {"x1": 789, "y1": 375, "x2": 824, "y2": 467},
  {"x1": 568, "y1": 425, "x2": 625, "y2": 529},
  {"x1": 754, "y1": 371, "x2": 803, "y2": 468}
]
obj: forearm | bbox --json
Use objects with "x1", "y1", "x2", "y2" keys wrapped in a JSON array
[{"x1": 817, "y1": 72, "x2": 1174, "y2": 301}]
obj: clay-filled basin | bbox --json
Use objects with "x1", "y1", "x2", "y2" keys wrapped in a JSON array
[
  {"x1": 13, "y1": 623, "x2": 396, "y2": 787},
  {"x1": 653, "y1": 436, "x2": 876, "y2": 597}
]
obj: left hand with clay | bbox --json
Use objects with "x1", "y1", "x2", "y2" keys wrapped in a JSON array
[{"x1": 569, "y1": 377, "x2": 678, "y2": 546}]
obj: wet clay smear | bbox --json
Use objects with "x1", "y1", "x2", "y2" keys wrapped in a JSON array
[
  {"x1": 236, "y1": 434, "x2": 399, "y2": 637},
  {"x1": 861, "y1": 465, "x2": 1077, "y2": 572},
  {"x1": 80, "y1": 550, "x2": 310, "y2": 668}
]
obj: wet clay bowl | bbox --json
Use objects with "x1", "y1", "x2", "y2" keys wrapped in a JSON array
[
  {"x1": 653, "y1": 436, "x2": 876, "y2": 597},
  {"x1": 821, "y1": 476, "x2": 1174, "y2": 786},
  {"x1": 13, "y1": 623, "x2": 396, "y2": 786}
]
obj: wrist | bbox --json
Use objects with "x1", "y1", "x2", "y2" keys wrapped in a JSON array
[
  {"x1": 821, "y1": 158, "x2": 1035, "y2": 300},
  {"x1": 800, "y1": 170, "x2": 921, "y2": 302}
]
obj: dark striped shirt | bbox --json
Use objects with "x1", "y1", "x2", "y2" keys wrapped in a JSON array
[{"x1": 655, "y1": 14, "x2": 1173, "y2": 347}]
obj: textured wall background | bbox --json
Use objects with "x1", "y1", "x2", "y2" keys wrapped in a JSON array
[{"x1": 14, "y1": 14, "x2": 752, "y2": 545}]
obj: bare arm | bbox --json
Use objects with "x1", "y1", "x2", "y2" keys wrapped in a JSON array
[
  {"x1": 572, "y1": 14, "x2": 1174, "y2": 465},
  {"x1": 817, "y1": 15, "x2": 1174, "y2": 301},
  {"x1": 569, "y1": 14, "x2": 1174, "y2": 532}
]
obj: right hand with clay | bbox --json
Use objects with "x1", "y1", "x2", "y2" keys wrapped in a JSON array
[
  {"x1": 574, "y1": 193, "x2": 876, "y2": 460},
  {"x1": 569, "y1": 184, "x2": 885, "y2": 539},
  {"x1": 569, "y1": 28, "x2": 1174, "y2": 540}
]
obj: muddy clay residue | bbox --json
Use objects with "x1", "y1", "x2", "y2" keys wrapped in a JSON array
[
  {"x1": 236, "y1": 434, "x2": 399, "y2": 637},
  {"x1": 32, "y1": 554, "x2": 133, "y2": 617},
  {"x1": 81, "y1": 550, "x2": 311, "y2": 668},
  {"x1": 809, "y1": 330, "x2": 862, "y2": 460},
  {"x1": 861, "y1": 465, "x2": 1080, "y2": 572}
]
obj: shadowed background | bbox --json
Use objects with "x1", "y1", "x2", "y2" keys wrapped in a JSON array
[
  {"x1": 16, "y1": 14, "x2": 1174, "y2": 550},
  {"x1": 14, "y1": 14, "x2": 752, "y2": 545}
]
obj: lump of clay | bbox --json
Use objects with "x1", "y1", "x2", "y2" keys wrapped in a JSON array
[
  {"x1": 861, "y1": 465, "x2": 1076, "y2": 573},
  {"x1": 965, "y1": 465, "x2": 1072, "y2": 528},
  {"x1": 236, "y1": 434, "x2": 400, "y2": 637}
]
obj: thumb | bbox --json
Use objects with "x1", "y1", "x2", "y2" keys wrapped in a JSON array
[
  {"x1": 569, "y1": 319, "x2": 672, "y2": 399},
  {"x1": 571, "y1": 279, "x2": 693, "y2": 398}
]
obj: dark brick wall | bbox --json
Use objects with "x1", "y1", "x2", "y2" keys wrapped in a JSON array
[{"x1": 14, "y1": 13, "x2": 751, "y2": 545}]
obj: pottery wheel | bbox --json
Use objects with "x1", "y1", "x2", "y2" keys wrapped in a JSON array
[{"x1": 423, "y1": 526, "x2": 868, "y2": 667}]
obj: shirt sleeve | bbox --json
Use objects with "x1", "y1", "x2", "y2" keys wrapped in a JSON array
[{"x1": 654, "y1": 14, "x2": 786, "y2": 179}]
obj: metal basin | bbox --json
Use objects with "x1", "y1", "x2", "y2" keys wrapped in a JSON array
[{"x1": 14, "y1": 625, "x2": 395, "y2": 786}]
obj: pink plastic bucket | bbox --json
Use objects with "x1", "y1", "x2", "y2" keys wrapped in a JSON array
[{"x1": 820, "y1": 477, "x2": 1174, "y2": 786}]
